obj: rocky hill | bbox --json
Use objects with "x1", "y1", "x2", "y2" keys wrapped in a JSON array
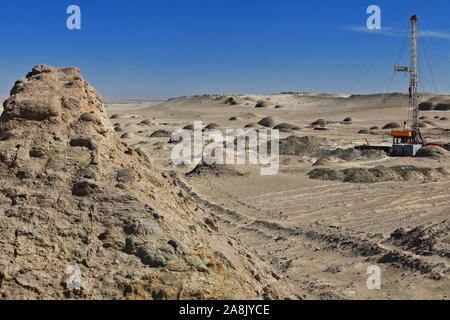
[{"x1": 0, "y1": 66, "x2": 293, "y2": 299}]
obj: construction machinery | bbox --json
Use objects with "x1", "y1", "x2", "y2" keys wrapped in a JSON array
[{"x1": 391, "y1": 14, "x2": 424, "y2": 156}]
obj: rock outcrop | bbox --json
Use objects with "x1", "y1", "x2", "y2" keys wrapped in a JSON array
[{"x1": 0, "y1": 66, "x2": 292, "y2": 299}]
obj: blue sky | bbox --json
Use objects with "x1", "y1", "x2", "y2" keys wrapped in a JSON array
[{"x1": 2, "y1": 0, "x2": 450, "y2": 98}]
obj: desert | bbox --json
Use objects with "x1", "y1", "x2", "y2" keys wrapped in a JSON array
[
  {"x1": 103, "y1": 90, "x2": 450, "y2": 300},
  {"x1": 1, "y1": 2, "x2": 449, "y2": 303},
  {"x1": 0, "y1": 65, "x2": 449, "y2": 300}
]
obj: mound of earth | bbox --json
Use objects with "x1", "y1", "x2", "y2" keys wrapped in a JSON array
[
  {"x1": 278, "y1": 136, "x2": 332, "y2": 156},
  {"x1": 255, "y1": 101, "x2": 269, "y2": 108},
  {"x1": 419, "y1": 102, "x2": 434, "y2": 111},
  {"x1": 327, "y1": 148, "x2": 386, "y2": 162},
  {"x1": 434, "y1": 103, "x2": 450, "y2": 111},
  {"x1": 120, "y1": 132, "x2": 131, "y2": 139},
  {"x1": 314, "y1": 127, "x2": 330, "y2": 131},
  {"x1": 258, "y1": 117, "x2": 275, "y2": 128},
  {"x1": 186, "y1": 162, "x2": 245, "y2": 178},
  {"x1": 228, "y1": 116, "x2": 238, "y2": 121},
  {"x1": 182, "y1": 124, "x2": 194, "y2": 130},
  {"x1": 341, "y1": 117, "x2": 353, "y2": 125},
  {"x1": 310, "y1": 119, "x2": 328, "y2": 126},
  {"x1": 273, "y1": 123, "x2": 299, "y2": 130},
  {"x1": 416, "y1": 145, "x2": 450, "y2": 159},
  {"x1": 382, "y1": 122, "x2": 402, "y2": 129},
  {"x1": 389, "y1": 221, "x2": 450, "y2": 257},
  {"x1": 224, "y1": 97, "x2": 238, "y2": 105},
  {"x1": 114, "y1": 126, "x2": 124, "y2": 132},
  {"x1": 420, "y1": 99, "x2": 450, "y2": 111},
  {"x1": 308, "y1": 168, "x2": 345, "y2": 180},
  {"x1": 205, "y1": 123, "x2": 220, "y2": 130},
  {"x1": 308, "y1": 165, "x2": 449, "y2": 183},
  {"x1": 138, "y1": 119, "x2": 151, "y2": 126},
  {"x1": 278, "y1": 136, "x2": 386, "y2": 161},
  {"x1": 244, "y1": 123, "x2": 258, "y2": 128},
  {"x1": 0, "y1": 65, "x2": 293, "y2": 300},
  {"x1": 149, "y1": 130, "x2": 172, "y2": 138}
]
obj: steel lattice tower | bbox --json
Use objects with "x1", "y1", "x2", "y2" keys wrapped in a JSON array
[{"x1": 409, "y1": 14, "x2": 420, "y2": 140}]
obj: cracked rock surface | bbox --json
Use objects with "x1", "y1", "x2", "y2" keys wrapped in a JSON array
[{"x1": 0, "y1": 65, "x2": 294, "y2": 300}]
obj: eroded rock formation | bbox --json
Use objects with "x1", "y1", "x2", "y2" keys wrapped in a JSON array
[{"x1": 0, "y1": 66, "x2": 292, "y2": 299}]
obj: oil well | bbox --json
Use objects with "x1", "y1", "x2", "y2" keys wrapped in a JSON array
[
  {"x1": 357, "y1": 14, "x2": 450, "y2": 156},
  {"x1": 390, "y1": 14, "x2": 423, "y2": 156}
]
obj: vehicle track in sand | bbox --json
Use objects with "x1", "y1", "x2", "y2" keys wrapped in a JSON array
[
  {"x1": 239, "y1": 178, "x2": 450, "y2": 234},
  {"x1": 177, "y1": 175, "x2": 450, "y2": 300}
]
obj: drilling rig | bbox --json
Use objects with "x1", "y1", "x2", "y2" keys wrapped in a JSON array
[{"x1": 391, "y1": 14, "x2": 424, "y2": 156}]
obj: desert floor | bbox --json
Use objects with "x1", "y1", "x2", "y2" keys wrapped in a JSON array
[{"x1": 105, "y1": 93, "x2": 449, "y2": 299}]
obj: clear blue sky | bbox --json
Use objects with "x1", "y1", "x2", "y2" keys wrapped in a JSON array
[{"x1": 2, "y1": 0, "x2": 450, "y2": 98}]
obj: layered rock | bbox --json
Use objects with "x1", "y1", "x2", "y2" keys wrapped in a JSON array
[{"x1": 0, "y1": 66, "x2": 292, "y2": 299}]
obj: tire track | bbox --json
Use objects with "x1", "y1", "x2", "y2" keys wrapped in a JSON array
[{"x1": 176, "y1": 175, "x2": 449, "y2": 287}]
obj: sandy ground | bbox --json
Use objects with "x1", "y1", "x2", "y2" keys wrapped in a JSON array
[{"x1": 106, "y1": 93, "x2": 450, "y2": 300}]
